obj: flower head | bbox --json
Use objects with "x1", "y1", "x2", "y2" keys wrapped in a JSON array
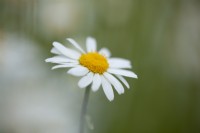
[{"x1": 45, "y1": 37, "x2": 137, "y2": 101}]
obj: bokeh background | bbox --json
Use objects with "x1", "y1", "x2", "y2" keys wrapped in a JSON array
[{"x1": 0, "y1": 0, "x2": 200, "y2": 133}]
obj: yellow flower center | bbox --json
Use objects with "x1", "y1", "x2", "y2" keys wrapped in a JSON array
[{"x1": 79, "y1": 52, "x2": 109, "y2": 74}]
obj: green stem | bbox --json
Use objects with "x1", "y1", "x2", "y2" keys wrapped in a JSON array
[{"x1": 79, "y1": 86, "x2": 91, "y2": 133}]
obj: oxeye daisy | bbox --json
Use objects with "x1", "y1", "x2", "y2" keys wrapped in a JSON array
[{"x1": 45, "y1": 37, "x2": 137, "y2": 101}]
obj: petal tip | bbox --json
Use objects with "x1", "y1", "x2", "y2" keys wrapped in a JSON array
[
  {"x1": 52, "y1": 41, "x2": 58, "y2": 45},
  {"x1": 66, "y1": 38, "x2": 72, "y2": 41},
  {"x1": 108, "y1": 98, "x2": 114, "y2": 102},
  {"x1": 78, "y1": 84, "x2": 85, "y2": 89},
  {"x1": 121, "y1": 90, "x2": 125, "y2": 94},
  {"x1": 51, "y1": 67, "x2": 55, "y2": 70},
  {"x1": 87, "y1": 36, "x2": 95, "y2": 40},
  {"x1": 67, "y1": 70, "x2": 72, "y2": 74},
  {"x1": 45, "y1": 58, "x2": 50, "y2": 62},
  {"x1": 52, "y1": 41, "x2": 63, "y2": 48}
]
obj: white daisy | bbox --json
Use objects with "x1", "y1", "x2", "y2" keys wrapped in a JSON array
[{"x1": 45, "y1": 37, "x2": 138, "y2": 101}]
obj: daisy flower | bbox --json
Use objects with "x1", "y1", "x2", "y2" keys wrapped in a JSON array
[{"x1": 45, "y1": 37, "x2": 137, "y2": 101}]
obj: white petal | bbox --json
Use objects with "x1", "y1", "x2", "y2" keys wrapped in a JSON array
[
  {"x1": 45, "y1": 56, "x2": 78, "y2": 64},
  {"x1": 53, "y1": 42, "x2": 81, "y2": 59},
  {"x1": 67, "y1": 66, "x2": 89, "y2": 76},
  {"x1": 52, "y1": 63, "x2": 78, "y2": 70},
  {"x1": 101, "y1": 76, "x2": 114, "y2": 101},
  {"x1": 103, "y1": 72, "x2": 124, "y2": 94},
  {"x1": 109, "y1": 63, "x2": 131, "y2": 69},
  {"x1": 108, "y1": 68, "x2": 138, "y2": 78},
  {"x1": 109, "y1": 58, "x2": 131, "y2": 64},
  {"x1": 86, "y1": 37, "x2": 97, "y2": 52},
  {"x1": 91, "y1": 74, "x2": 101, "y2": 92},
  {"x1": 78, "y1": 72, "x2": 94, "y2": 88},
  {"x1": 116, "y1": 75, "x2": 130, "y2": 89},
  {"x1": 51, "y1": 48, "x2": 61, "y2": 55},
  {"x1": 66, "y1": 38, "x2": 85, "y2": 53},
  {"x1": 108, "y1": 58, "x2": 132, "y2": 69},
  {"x1": 99, "y1": 48, "x2": 111, "y2": 57}
]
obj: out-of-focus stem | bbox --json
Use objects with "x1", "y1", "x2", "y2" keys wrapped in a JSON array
[{"x1": 79, "y1": 86, "x2": 91, "y2": 133}]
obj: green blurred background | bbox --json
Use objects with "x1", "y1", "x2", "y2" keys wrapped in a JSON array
[{"x1": 0, "y1": 0, "x2": 200, "y2": 133}]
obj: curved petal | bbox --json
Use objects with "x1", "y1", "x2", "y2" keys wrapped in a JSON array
[
  {"x1": 101, "y1": 76, "x2": 114, "y2": 101},
  {"x1": 107, "y1": 68, "x2": 138, "y2": 78},
  {"x1": 108, "y1": 58, "x2": 131, "y2": 64},
  {"x1": 67, "y1": 38, "x2": 85, "y2": 53},
  {"x1": 53, "y1": 42, "x2": 81, "y2": 59},
  {"x1": 86, "y1": 37, "x2": 97, "y2": 52},
  {"x1": 51, "y1": 48, "x2": 61, "y2": 55},
  {"x1": 103, "y1": 72, "x2": 124, "y2": 94},
  {"x1": 99, "y1": 48, "x2": 111, "y2": 57},
  {"x1": 52, "y1": 63, "x2": 78, "y2": 70},
  {"x1": 108, "y1": 58, "x2": 132, "y2": 69},
  {"x1": 67, "y1": 66, "x2": 89, "y2": 76},
  {"x1": 78, "y1": 72, "x2": 94, "y2": 88},
  {"x1": 115, "y1": 75, "x2": 130, "y2": 89},
  {"x1": 91, "y1": 74, "x2": 101, "y2": 92},
  {"x1": 45, "y1": 56, "x2": 78, "y2": 64},
  {"x1": 109, "y1": 63, "x2": 131, "y2": 69}
]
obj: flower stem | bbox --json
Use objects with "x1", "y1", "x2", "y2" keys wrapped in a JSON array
[{"x1": 79, "y1": 86, "x2": 91, "y2": 133}]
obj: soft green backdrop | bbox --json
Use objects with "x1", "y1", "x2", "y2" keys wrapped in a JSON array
[{"x1": 0, "y1": 0, "x2": 200, "y2": 133}]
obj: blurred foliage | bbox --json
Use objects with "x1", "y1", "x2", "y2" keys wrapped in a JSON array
[{"x1": 0, "y1": 0, "x2": 200, "y2": 133}]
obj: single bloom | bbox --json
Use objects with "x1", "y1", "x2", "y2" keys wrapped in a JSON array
[{"x1": 45, "y1": 37, "x2": 137, "y2": 101}]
